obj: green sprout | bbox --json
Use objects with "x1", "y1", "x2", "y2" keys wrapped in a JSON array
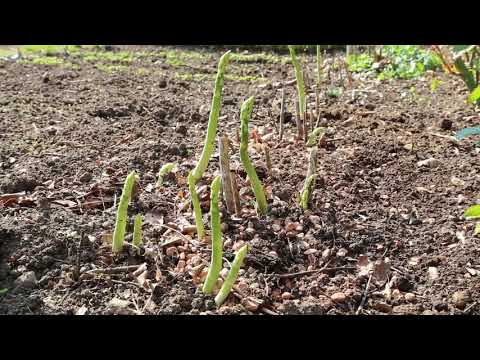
[
  {"x1": 288, "y1": 46, "x2": 306, "y2": 116},
  {"x1": 132, "y1": 214, "x2": 143, "y2": 248},
  {"x1": 239, "y1": 96, "x2": 268, "y2": 216},
  {"x1": 215, "y1": 244, "x2": 250, "y2": 307},
  {"x1": 306, "y1": 127, "x2": 325, "y2": 147},
  {"x1": 112, "y1": 171, "x2": 138, "y2": 253},
  {"x1": 0, "y1": 288, "x2": 8, "y2": 295},
  {"x1": 188, "y1": 51, "x2": 231, "y2": 240},
  {"x1": 300, "y1": 175, "x2": 317, "y2": 210},
  {"x1": 430, "y1": 77, "x2": 442, "y2": 93},
  {"x1": 156, "y1": 163, "x2": 177, "y2": 187},
  {"x1": 202, "y1": 176, "x2": 223, "y2": 295}
]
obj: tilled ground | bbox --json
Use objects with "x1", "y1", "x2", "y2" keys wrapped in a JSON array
[{"x1": 1, "y1": 45, "x2": 480, "y2": 315}]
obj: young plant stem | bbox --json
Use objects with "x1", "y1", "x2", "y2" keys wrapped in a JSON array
[
  {"x1": 316, "y1": 45, "x2": 322, "y2": 87},
  {"x1": 239, "y1": 96, "x2": 268, "y2": 216},
  {"x1": 307, "y1": 127, "x2": 326, "y2": 147},
  {"x1": 189, "y1": 51, "x2": 231, "y2": 240},
  {"x1": 202, "y1": 176, "x2": 223, "y2": 294},
  {"x1": 218, "y1": 134, "x2": 236, "y2": 215},
  {"x1": 214, "y1": 244, "x2": 249, "y2": 306},
  {"x1": 112, "y1": 171, "x2": 138, "y2": 253},
  {"x1": 132, "y1": 214, "x2": 142, "y2": 247},
  {"x1": 300, "y1": 147, "x2": 318, "y2": 210},
  {"x1": 288, "y1": 46, "x2": 306, "y2": 117}
]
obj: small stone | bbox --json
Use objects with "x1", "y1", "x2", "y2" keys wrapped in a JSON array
[
  {"x1": 336, "y1": 248, "x2": 348, "y2": 257},
  {"x1": 79, "y1": 172, "x2": 92, "y2": 183},
  {"x1": 373, "y1": 302, "x2": 393, "y2": 313},
  {"x1": 428, "y1": 267, "x2": 439, "y2": 282},
  {"x1": 242, "y1": 298, "x2": 259, "y2": 312},
  {"x1": 304, "y1": 248, "x2": 317, "y2": 255},
  {"x1": 295, "y1": 224, "x2": 304, "y2": 232},
  {"x1": 330, "y1": 292, "x2": 346, "y2": 303},
  {"x1": 404, "y1": 293, "x2": 416, "y2": 303},
  {"x1": 271, "y1": 223, "x2": 282, "y2": 232},
  {"x1": 417, "y1": 158, "x2": 441, "y2": 168},
  {"x1": 285, "y1": 222, "x2": 297, "y2": 232},
  {"x1": 13, "y1": 271, "x2": 37, "y2": 289},
  {"x1": 452, "y1": 290, "x2": 470, "y2": 310},
  {"x1": 281, "y1": 292, "x2": 293, "y2": 300},
  {"x1": 165, "y1": 247, "x2": 177, "y2": 257},
  {"x1": 309, "y1": 215, "x2": 321, "y2": 224},
  {"x1": 322, "y1": 248, "x2": 332, "y2": 259},
  {"x1": 232, "y1": 241, "x2": 246, "y2": 251}
]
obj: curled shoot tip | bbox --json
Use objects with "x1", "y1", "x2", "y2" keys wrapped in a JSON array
[{"x1": 156, "y1": 163, "x2": 177, "y2": 187}]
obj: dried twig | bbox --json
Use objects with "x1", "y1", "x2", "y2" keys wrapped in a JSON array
[
  {"x1": 279, "y1": 87, "x2": 286, "y2": 140},
  {"x1": 275, "y1": 265, "x2": 355, "y2": 279},
  {"x1": 86, "y1": 264, "x2": 142, "y2": 275},
  {"x1": 356, "y1": 273, "x2": 373, "y2": 315},
  {"x1": 218, "y1": 134, "x2": 236, "y2": 215}
]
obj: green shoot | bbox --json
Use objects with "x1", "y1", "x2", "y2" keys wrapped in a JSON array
[
  {"x1": 288, "y1": 46, "x2": 306, "y2": 116},
  {"x1": 132, "y1": 214, "x2": 143, "y2": 248},
  {"x1": 464, "y1": 205, "x2": 480, "y2": 220},
  {"x1": 0, "y1": 288, "x2": 8, "y2": 295},
  {"x1": 202, "y1": 176, "x2": 223, "y2": 295},
  {"x1": 300, "y1": 175, "x2": 317, "y2": 210},
  {"x1": 239, "y1": 96, "x2": 268, "y2": 216},
  {"x1": 214, "y1": 244, "x2": 249, "y2": 307},
  {"x1": 316, "y1": 45, "x2": 322, "y2": 87},
  {"x1": 156, "y1": 162, "x2": 176, "y2": 187},
  {"x1": 112, "y1": 171, "x2": 138, "y2": 253},
  {"x1": 475, "y1": 223, "x2": 480, "y2": 235},
  {"x1": 455, "y1": 57, "x2": 477, "y2": 92},
  {"x1": 307, "y1": 127, "x2": 325, "y2": 147},
  {"x1": 468, "y1": 86, "x2": 480, "y2": 105},
  {"x1": 189, "y1": 50, "x2": 231, "y2": 240},
  {"x1": 430, "y1": 77, "x2": 442, "y2": 93}
]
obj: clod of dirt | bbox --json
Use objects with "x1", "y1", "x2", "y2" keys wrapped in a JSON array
[
  {"x1": 175, "y1": 124, "x2": 188, "y2": 135},
  {"x1": 1, "y1": 175, "x2": 39, "y2": 193},
  {"x1": 158, "y1": 79, "x2": 167, "y2": 88},
  {"x1": 439, "y1": 118, "x2": 453, "y2": 130},
  {"x1": 452, "y1": 291, "x2": 470, "y2": 310},
  {"x1": 13, "y1": 271, "x2": 37, "y2": 290}
]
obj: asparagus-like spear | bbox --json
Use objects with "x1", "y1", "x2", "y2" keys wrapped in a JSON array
[
  {"x1": 202, "y1": 176, "x2": 223, "y2": 294},
  {"x1": 215, "y1": 244, "x2": 249, "y2": 307},
  {"x1": 112, "y1": 171, "x2": 138, "y2": 253},
  {"x1": 132, "y1": 214, "x2": 143, "y2": 247},
  {"x1": 239, "y1": 96, "x2": 268, "y2": 215},
  {"x1": 188, "y1": 51, "x2": 231, "y2": 240}
]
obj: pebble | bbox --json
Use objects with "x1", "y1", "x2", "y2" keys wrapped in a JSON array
[
  {"x1": 452, "y1": 290, "x2": 470, "y2": 310},
  {"x1": 232, "y1": 241, "x2": 246, "y2": 251},
  {"x1": 330, "y1": 292, "x2": 346, "y2": 303},
  {"x1": 404, "y1": 293, "x2": 416, "y2": 303},
  {"x1": 336, "y1": 248, "x2": 348, "y2": 257},
  {"x1": 322, "y1": 248, "x2": 332, "y2": 259},
  {"x1": 13, "y1": 271, "x2": 37, "y2": 289},
  {"x1": 428, "y1": 267, "x2": 439, "y2": 282},
  {"x1": 373, "y1": 302, "x2": 393, "y2": 313},
  {"x1": 271, "y1": 224, "x2": 282, "y2": 232},
  {"x1": 281, "y1": 292, "x2": 293, "y2": 300},
  {"x1": 309, "y1": 215, "x2": 321, "y2": 224},
  {"x1": 417, "y1": 158, "x2": 441, "y2": 168}
]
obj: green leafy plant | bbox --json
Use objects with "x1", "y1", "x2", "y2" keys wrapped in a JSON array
[
  {"x1": 214, "y1": 244, "x2": 249, "y2": 306},
  {"x1": 132, "y1": 214, "x2": 143, "y2": 248},
  {"x1": 326, "y1": 87, "x2": 341, "y2": 98},
  {"x1": 156, "y1": 163, "x2": 176, "y2": 187},
  {"x1": 239, "y1": 96, "x2": 268, "y2": 216},
  {"x1": 430, "y1": 77, "x2": 443, "y2": 93},
  {"x1": 188, "y1": 51, "x2": 231, "y2": 240},
  {"x1": 112, "y1": 171, "x2": 138, "y2": 253},
  {"x1": 288, "y1": 45, "x2": 306, "y2": 116},
  {"x1": 202, "y1": 176, "x2": 223, "y2": 294}
]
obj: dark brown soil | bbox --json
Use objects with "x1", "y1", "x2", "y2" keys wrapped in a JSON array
[{"x1": 1, "y1": 45, "x2": 480, "y2": 315}]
